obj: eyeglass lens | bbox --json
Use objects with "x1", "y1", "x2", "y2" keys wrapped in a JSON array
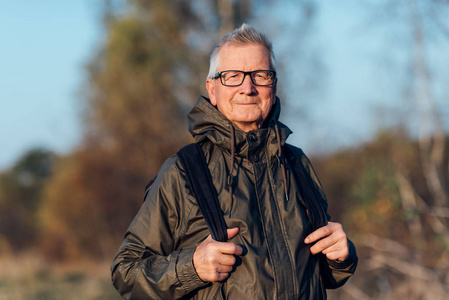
[{"x1": 220, "y1": 71, "x2": 275, "y2": 86}]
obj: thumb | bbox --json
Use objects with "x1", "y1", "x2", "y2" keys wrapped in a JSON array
[{"x1": 227, "y1": 227, "x2": 240, "y2": 240}]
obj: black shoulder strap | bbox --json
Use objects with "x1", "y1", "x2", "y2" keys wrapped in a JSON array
[
  {"x1": 284, "y1": 145, "x2": 328, "y2": 230},
  {"x1": 177, "y1": 143, "x2": 228, "y2": 242}
]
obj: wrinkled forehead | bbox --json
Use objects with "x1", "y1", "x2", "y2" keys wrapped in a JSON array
[{"x1": 216, "y1": 44, "x2": 272, "y2": 71}]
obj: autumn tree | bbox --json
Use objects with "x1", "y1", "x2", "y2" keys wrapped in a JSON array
[{"x1": 0, "y1": 148, "x2": 55, "y2": 252}]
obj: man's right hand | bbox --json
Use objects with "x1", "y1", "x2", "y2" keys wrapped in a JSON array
[{"x1": 192, "y1": 227, "x2": 243, "y2": 282}]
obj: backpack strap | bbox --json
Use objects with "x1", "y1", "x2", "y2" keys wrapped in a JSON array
[
  {"x1": 284, "y1": 145, "x2": 328, "y2": 231},
  {"x1": 177, "y1": 143, "x2": 228, "y2": 242}
]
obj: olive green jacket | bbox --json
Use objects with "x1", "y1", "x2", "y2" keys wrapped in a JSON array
[{"x1": 111, "y1": 96, "x2": 357, "y2": 299}]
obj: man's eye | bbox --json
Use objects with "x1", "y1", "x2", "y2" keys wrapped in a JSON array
[{"x1": 224, "y1": 73, "x2": 241, "y2": 81}]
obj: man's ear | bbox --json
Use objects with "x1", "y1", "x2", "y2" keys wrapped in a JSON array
[{"x1": 206, "y1": 79, "x2": 217, "y2": 106}]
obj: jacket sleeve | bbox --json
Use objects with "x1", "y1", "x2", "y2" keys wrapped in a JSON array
[
  {"x1": 320, "y1": 239, "x2": 358, "y2": 289},
  {"x1": 111, "y1": 157, "x2": 209, "y2": 299}
]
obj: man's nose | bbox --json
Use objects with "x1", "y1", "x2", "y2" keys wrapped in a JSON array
[{"x1": 239, "y1": 74, "x2": 257, "y2": 94}]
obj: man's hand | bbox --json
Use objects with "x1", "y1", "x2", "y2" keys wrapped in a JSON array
[
  {"x1": 193, "y1": 227, "x2": 243, "y2": 282},
  {"x1": 304, "y1": 222, "x2": 349, "y2": 262}
]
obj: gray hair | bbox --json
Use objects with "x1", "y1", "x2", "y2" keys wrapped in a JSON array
[{"x1": 207, "y1": 24, "x2": 276, "y2": 79}]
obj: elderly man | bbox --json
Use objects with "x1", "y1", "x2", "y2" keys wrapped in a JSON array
[{"x1": 112, "y1": 24, "x2": 357, "y2": 299}]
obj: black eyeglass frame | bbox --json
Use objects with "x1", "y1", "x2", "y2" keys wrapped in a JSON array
[{"x1": 212, "y1": 70, "x2": 277, "y2": 87}]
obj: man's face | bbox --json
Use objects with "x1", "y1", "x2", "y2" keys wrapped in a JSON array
[{"x1": 206, "y1": 44, "x2": 277, "y2": 132}]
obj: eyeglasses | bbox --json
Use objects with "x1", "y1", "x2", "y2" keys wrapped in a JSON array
[{"x1": 212, "y1": 70, "x2": 276, "y2": 87}]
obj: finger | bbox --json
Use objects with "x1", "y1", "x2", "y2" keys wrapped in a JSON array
[
  {"x1": 309, "y1": 236, "x2": 338, "y2": 255},
  {"x1": 199, "y1": 236, "x2": 243, "y2": 257},
  {"x1": 217, "y1": 264, "x2": 234, "y2": 273},
  {"x1": 324, "y1": 247, "x2": 349, "y2": 261},
  {"x1": 217, "y1": 252, "x2": 237, "y2": 266},
  {"x1": 227, "y1": 227, "x2": 240, "y2": 239},
  {"x1": 216, "y1": 271, "x2": 230, "y2": 282},
  {"x1": 305, "y1": 222, "x2": 344, "y2": 244},
  {"x1": 204, "y1": 270, "x2": 229, "y2": 283},
  {"x1": 308, "y1": 225, "x2": 348, "y2": 257},
  {"x1": 219, "y1": 242, "x2": 243, "y2": 256},
  {"x1": 321, "y1": 239, "x2": 349, "y2": 261},
  {"x1": 305, "y1": 225, "x2": 332, "y2": 244}
]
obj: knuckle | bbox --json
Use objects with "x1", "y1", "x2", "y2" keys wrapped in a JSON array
[
  {"x1": 336, "y1": 230, "x2": 347, "y2": 240},
  {"x1": 326, "y1": 252, "x2": 336, "y2": 260},
  {"x1": 205, "y1": 254, "x2": 217, "y2": 264},
  {"x1": 334, "y1": 223, "x2": 344, "y2": 234}
]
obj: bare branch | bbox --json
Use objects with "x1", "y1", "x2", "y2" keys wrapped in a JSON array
[
  {"x1": 358, "y1": 233, "x2": 410, "y2": 257},
  {"x1": 431, "y1": 206, "x2": 449, "y2": 218},
  {"x1": 370, "y1": 254, "x2": 435, "y2": 280}
]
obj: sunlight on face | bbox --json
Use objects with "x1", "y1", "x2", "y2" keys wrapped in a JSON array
[{"x1": 206, "y1": 44, "x2": 277, "y2": 132}]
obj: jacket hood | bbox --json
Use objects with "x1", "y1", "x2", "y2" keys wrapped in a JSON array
[{"x1": 188, "y1": 96, "x2": 292, "y2": 158}]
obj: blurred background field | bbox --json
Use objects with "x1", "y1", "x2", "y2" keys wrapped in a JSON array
[
  {"x1": 0, "y1": 256, "x2": 120, "y2": 300},
  {"x1": 1, "y1": 0, "x2": 448, "y2": 299}
]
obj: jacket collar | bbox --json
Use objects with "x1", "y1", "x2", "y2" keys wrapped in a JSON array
[{"x1": 188, "y1": 96, "x2": 292, "y2": 159}]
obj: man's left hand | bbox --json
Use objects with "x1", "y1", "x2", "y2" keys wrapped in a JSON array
[{"x1": 304, "y1": 222, "x2": 349, "y2": 262}]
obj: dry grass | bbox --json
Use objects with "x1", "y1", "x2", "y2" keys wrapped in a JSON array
[{"x1": 0, "y1": 254, "x2": 122, "y2": 300}]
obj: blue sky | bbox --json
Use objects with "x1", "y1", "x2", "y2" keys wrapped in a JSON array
[{"x1": 0, "y1": 0, "x2": 100, "y2": 170}]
